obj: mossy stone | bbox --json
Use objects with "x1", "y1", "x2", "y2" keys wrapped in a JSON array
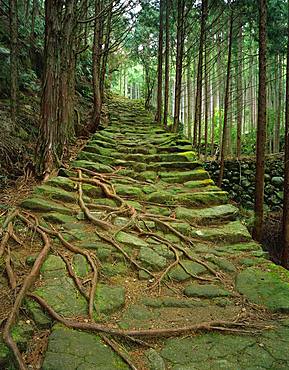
[
  {"x1": 72, "y1": 254, "x2": 90, "y2": 277},
  {"x1": 145, "y1": 349, "x2": 166, "y2": 370},
  {"x1": 139, "y1": 247, "x2": 167, "y2": 271},
  {"x1": 35, "y1": 185, "x2": 76, "y2": 203},
  {"x1": 43, "y1": 212, "x2": 76, "y2": 224},
  {"x1": 95, "y1": 284, "x2": 125, "y2": 314},
  {"x1": 236, "y1": 267, "x2": 289, "y2": 312},
  {"x1": 47, "y1": 176, "x2": 76, "y2": 192},
  {"x1": 21, "y1": 197, "x2": 72, "y2": 214},
  {"x1": 42, "y1": 326, "x2": 129, "y2": 370},
  {"x1": 184, "y1": 283, "x2": 231, "y2": 298},
  {"x1": 192, "y1": 221, "x2": 251, "y2": 244},
  {"x1": 168, "y1": 261, "x2": 207, "y2": 281},
  {"x1": 116, "y1": 231, "x2": 148, "y2": 248},
  {"x1": 71, "y1": 160, "x2": 113, "y2": 173}
]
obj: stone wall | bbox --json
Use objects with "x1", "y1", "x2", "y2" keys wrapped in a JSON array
[{"x1": 204, "y1": 155, "x2": 284, "y2": 211}]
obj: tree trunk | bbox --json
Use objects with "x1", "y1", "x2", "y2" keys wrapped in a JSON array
[
  {"x1": 163, "y1": 0, "x2": 170, "y2": 128},
  {"x1": 36, "y1": 0, "x2": 76, "y2": 177},
  {"x1": 218, "y1": 12, "x2": 233, "y2": 187},
  {"x1": 91, "y1": 0, "x2": 103, "y2": 131},
  {"x1": 282, "y1": 0, "x2": 289, "y2": 267},
  {"x1": 187, "y1": 56, "x2": 192, "y2": 139},
  {"x1": 155, "y1": 0, "x2": 164, "y2": 124},
  {"x1": 100, "y1": 0, "x2": 113, "y2": 101},
  {"x1": 9, "y1": 0, "x2": 18, "y2": 126},
  {"x1": 173, "y1": 0, "x2": 185, "y2": 132},
  {"x1": 253, "y1": 0, "x2": 267, "y2": 242},
  {"x1": 236, "y1": 21, "x2": 243, "y2": 159}
]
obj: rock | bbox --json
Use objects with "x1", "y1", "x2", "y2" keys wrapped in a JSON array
[
  {"x1": 159, "y1": 169, "x2": 209, "y2": 183},
  {"x1": 192, "y1": 221, "x2": 251, "y2": 244},
  {"x1": 43, "y1": 212, "x2": 76, "y2": 224},
  {"x1": 184, "y1": 179, "x2": 214, "y2": 188},
  {"x1": 35, "y1": 185, "x2": 77, "y2": 203},
  {"x1": 40, "y1": 255, "x2": 66, "y2": 278},
  {"x1": 71, "y1": 160, "x2": 113, "y2": 173},
  {"x1": 146, "y1": 349, "x2": 166, "y2": 370},
  {"x1": 139, "y1": 247, "x2": 167, "y2": 271},
  {"x1": 184, "y1": 283, "x2": 231, "y2": 298},
  {"x1": 42, "y1": 326, "x2": 129, "y2": 370},
  {"x1": 21, "y1": 197, "x2": 72, "y2": 214},
  {"x1": 72, "y1": 254, "x2": 90, "y2": 277},
  {"x1": 168, "y1": 261, "x2": 207, "y2": 281},
  {"x1": 95, "y1": 284, "x2": 125, "y2": 314},
  {"x1": 34, "y1": 276, "x2": 88, "y2": 317},
  {"x1": 102, "y1": 262, "x2": 128, "y2": 276},
  {"x1": 205, "y1": 256, "x2": 236, "y2": 273},
  {"x1": 236, "y1": 268, "x2": 289, "y2": 312},
  {"x1": 272, "y1": 176, "x2": 283, "y2": 187},
  {"x1": 115, "y1": 184, "x2": 144, "y2": 198},
  {"x1": 176, "y1": 191, "x2": 228, "y2": 207},
  {"x1": 47, "y1": 176, "x2": 75, "y2": 192},
  {"x1": 25, "y1": 299, "x2": 52, "y2": 327},
  {"x1": 175, "y1": 204, "x2": 238, "y2": 224},
  {"x1": 116, "y1": 231, "x2": 148, "y2": 248}
]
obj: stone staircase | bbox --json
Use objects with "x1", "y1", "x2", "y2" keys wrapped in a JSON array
[{"x1": 3, "y1": 97, "x2": 289, "y2": 369}]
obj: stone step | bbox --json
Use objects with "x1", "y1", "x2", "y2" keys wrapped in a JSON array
[{"x1": 175, "y1": 204, "x2": 239, "y2": 225}]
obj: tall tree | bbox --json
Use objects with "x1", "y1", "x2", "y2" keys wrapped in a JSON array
[
  {"x1": 163, "y1": 0, "x2": 170, "y2": 127},
  {"x1": 36, "y1": 0, "x2": 77, "y2": 177},
  {"x1": 218, "y1": 10, "x2": 233, "y2": 187},
  {"x1": 253, "y1": 0, "x2": 267, "y2": 241},
  {"x1": 91, "y1": 0, "x2": 103, "y2": 131},
  {"x1": 155, "y1": 0, "x2": 164, "y2": 124},
  {"x1": 173, "y1": 0, "x2": 185, "y2": 132},
  {"x1": 193, "y1": 0, "x2": 207, "y2": 147},
  {"x1": 9, "y1": 0, "x2": 18, "y2": 125},
  {"x1": 281, "y1": 0, "x2": 289, "y2": 268}
]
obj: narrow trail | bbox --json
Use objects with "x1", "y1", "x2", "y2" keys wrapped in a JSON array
[{"x1": 1, "y1": 97, "x2": 289, "y2": 369}]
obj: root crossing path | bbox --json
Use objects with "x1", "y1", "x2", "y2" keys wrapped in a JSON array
[{"x1": 2, "y1": 98, "x2": 289, "y2": 369}]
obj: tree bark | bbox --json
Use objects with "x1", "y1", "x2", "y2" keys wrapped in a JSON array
[
  {"x1": 282, "y1": 0, "x2": 289, "y2": 267},
  {"x1": 194, "y1": 0, "x2": 208, "y2": 148},
  {"x1": 9, "y1": 0, "x2": 18, "y2": 126},
  {"x1": 236, "y1": 21, "x2": 243, "y2": 159},
  {"x1": 253, "y1": 0, "x2": 267, "y2": 242},
  {"x1": 173, "y1": 0, "x2": 185, "y2": 132},
  {"x1": 218, "y1": 12, "x2": 233, "y2": 187},
  {"x1": 36, "y1": 0, "x2": 76, "y2": 177},
  {"x1": 91, "y1": 0, "x2": 103, "y2": 131},
  {"x1": 163, "y1": 0, "x2": 170, "y2": 128},
  {"x1": 155, "y1": 0, "x2": 164, "y2": 124}
]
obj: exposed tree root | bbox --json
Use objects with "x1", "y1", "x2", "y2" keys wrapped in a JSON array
[
  {"x1": 5, "y1": 246, "x2": 17, "y2": 289},
  {"x1": 0, "y1": 221, "x2": 14, "y2": 258},
  {"x1": 3, "y1": 215, "x2": 51, "y2": 370},
  {"x1": 27, "y1": 293, "x2": 267, "y2": 337},
  {"x1": 95, "y1": 230, "x2": 154, "y2": 277},
  {"x1": 77, "y1": 170, "x2": 112, "y2": 230},
  {"x1": 100, "y1": 334, "x2": 139, "y2": 370}
]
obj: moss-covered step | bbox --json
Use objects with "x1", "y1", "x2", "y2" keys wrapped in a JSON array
[
  {"x1": 34, "y1": 185, "x2": 77, "y2": 203},
  {"x1": 21, "y1": 197, "x2": 73, "y2": 215},
  {"x1": 159, "y1": 169, "x2": 209, "y2": 183},
  {"x1": 176, "y1": 191, "x2": 228, "y2": 207},
  {"x1": 160, "y1": 323, "x2": 289, "y2": 369},
  {"x1": 191, "y1": 220, "x2": 252, "y2": 244},
  {"x1": 42, "y1": 326, "x2": 129, "y2": 370},
  {"x1": 147, "y1": 161, "x2": 201, "y2": 171},
  {"x1": 71, "y1": 160, "x2": 113, "y2": 173},
  {"x1": 184, "y1": 178, "x2": 215, "y2": 188},
  {"x1": 175, "y1": 204, "x2": 238, "y2": 225},
  {"x1": 77, "y1": 151, "x2": 117, "y2": 166},
  {"x1": 236, "y1": 266, "x2": 289, "y2": 312}
]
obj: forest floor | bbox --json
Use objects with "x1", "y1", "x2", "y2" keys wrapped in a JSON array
[{"x1": 1, "y1": 97, "x2": 289, "y2": 369}]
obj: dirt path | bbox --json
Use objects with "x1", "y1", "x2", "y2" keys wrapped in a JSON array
[{"x1": 1, "y1": 97, "x2": 289, "y2": 369}]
